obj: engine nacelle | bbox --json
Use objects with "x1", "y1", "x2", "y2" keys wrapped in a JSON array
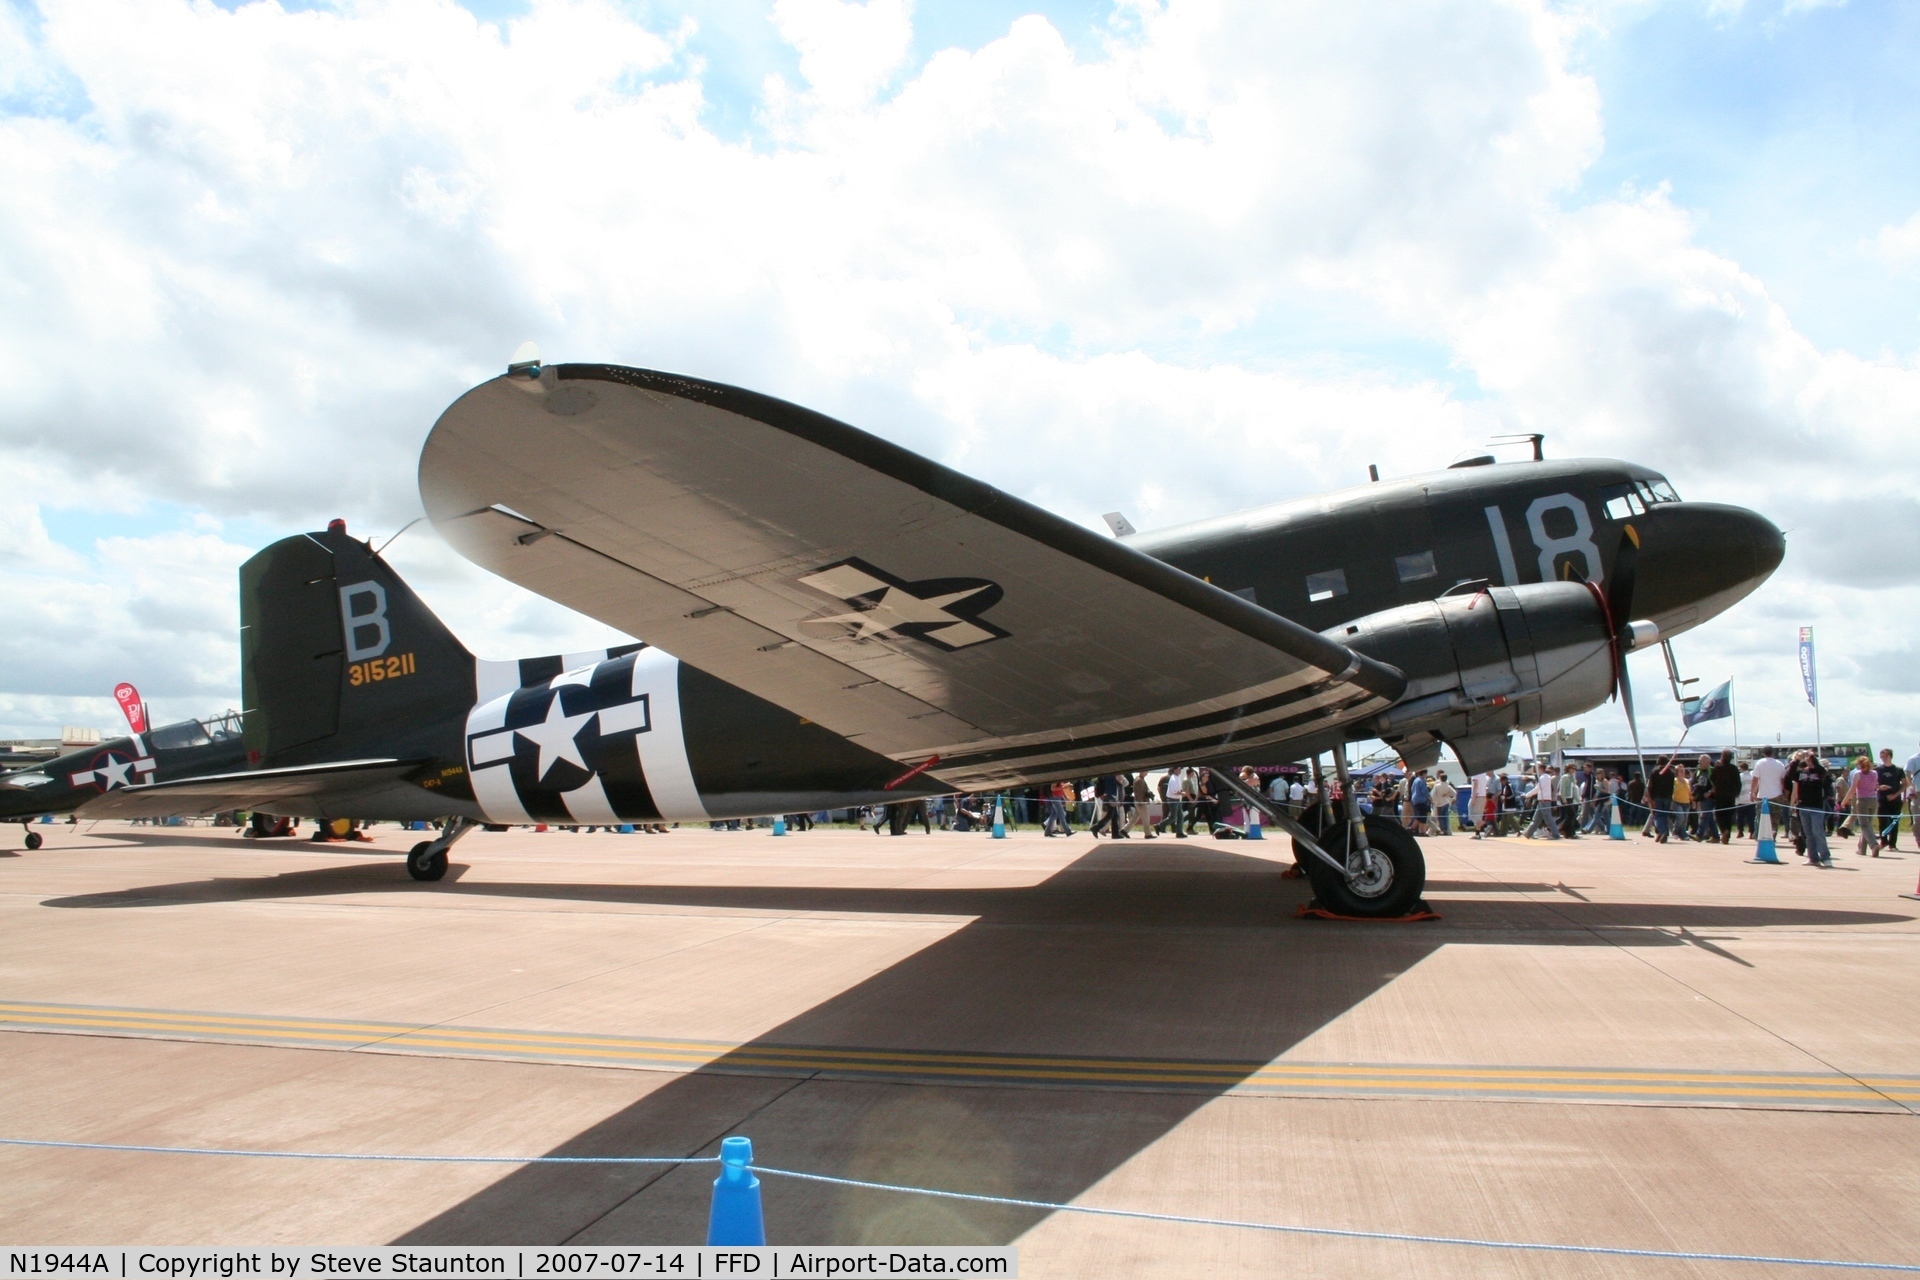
[{"x1": 1325, "y1": 582, "x2": 1614, "y2": 774}]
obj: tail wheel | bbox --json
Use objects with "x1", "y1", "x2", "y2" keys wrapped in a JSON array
[
  {"x1": 1291, "y1": 813, "x2": 1426, "y2": 918},
  {"x1": 406, "y1": 841, "x2": 448, "y2": 882},
  {"x1": 25, "y1": 830, "x2": 43, "y2": 851}
]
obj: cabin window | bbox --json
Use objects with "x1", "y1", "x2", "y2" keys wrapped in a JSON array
[
  {"x1": 1599, "y1": 483, "x2": 1645, "y2": 521},
  {"x1": 1394, "y1": 551, "x2": 1437, "y2": 583},
  {"x1": 1306, "y1": 569, "x2": 1348, "y2": 603}
]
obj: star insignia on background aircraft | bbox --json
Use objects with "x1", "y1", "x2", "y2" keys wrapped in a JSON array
[
  {"x1": 797, "y1": 559, "x2": 1009, "y2": 651},
  {"x1": 68, "y1": 750, "x2": 157, "y2": 791}
]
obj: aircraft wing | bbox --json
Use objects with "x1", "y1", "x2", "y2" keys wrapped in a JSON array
[
  {"x1": 77, "y1": 759, "x2": 431, "y2": 820},
  {"x1": 420, "y1": 365, "x2": 1406, "y2": 790}
]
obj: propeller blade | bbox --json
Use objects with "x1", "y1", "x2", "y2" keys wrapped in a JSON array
[{"x1": 1619, "y1": 653, "x2": 1648, "y2": 785}]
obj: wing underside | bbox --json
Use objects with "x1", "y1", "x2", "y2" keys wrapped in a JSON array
[{"x1": 420, "y1": 365, "x2": 1405, "y2": 789}]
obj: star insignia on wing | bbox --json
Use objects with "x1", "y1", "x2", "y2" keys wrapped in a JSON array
[{"x1": 795, "y1": 559, "x2": 1010, "y2": 652}]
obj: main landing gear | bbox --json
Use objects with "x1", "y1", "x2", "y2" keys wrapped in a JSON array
[
  {"x1": 1209, "y1": 754, "x2": 1429, "y2": 919},
  {"x1": 407, "y1": 817, "x2": 479, "y2": 882},
  {"x1": 23, "y1": 827, "x2": 43, "y2": 851},
  {"x1": 1288, "y1": 810, "x2": 1427, "y2": 918}
]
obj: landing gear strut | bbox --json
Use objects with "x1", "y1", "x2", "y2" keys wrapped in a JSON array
[
  {"x1": 1210, "y1": 753, "x2": 1428, "y2": 919},
  {"x1": 407, "y1": 817, "x2": 478, "y2": 882}
]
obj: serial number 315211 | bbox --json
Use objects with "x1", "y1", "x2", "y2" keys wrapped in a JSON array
[{"x1": 349, "y1": 653, "x2": 418, "y2": 686}]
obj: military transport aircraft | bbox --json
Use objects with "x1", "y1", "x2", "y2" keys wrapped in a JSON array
[{"x1": 66, "y1": 358, "x2": 1784, "y2": 917}]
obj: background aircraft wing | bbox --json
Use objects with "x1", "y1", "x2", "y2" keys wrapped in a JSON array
[
  {"x1": 420, "y1": 365, "x2": 1406, "y2": 789},
  {"x1": 77, "y1": 759, "x2": 429, "y2": 820}
]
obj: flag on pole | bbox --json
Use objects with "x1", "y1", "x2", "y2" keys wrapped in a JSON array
[
  {"x1": 1798, "y1": 627, "x2": 1818, "y2": 706},
  {"x1": 112, "y1": 683, "x2": 147, "y2": 735},
  {"x1": 1681, "y1": 680, "x2": 1733, "y2": 728}
]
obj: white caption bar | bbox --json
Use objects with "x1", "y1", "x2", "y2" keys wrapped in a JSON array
[{"x1": 4, "y1": 1249, "x2": 1017, "y2": 1280}]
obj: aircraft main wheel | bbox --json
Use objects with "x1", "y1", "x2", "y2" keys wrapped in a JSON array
[
  {"x1": 1292, "y1": 814, "x2": 1426, "y2": 919},
  {"x1": 25, "y1": 830, "x2": 43, "y2": 851},
  {"x1": 406, "y1": 841, "x2": 448, "y2": 882}
]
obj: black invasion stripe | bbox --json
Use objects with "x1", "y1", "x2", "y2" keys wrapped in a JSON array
[
  {"x1": 932, "y1": 675, "x2": 1344, "y2": 772},
  {"x1": 943, "y1": 690, "x2": 1386, "y2": 787},
  {"x1": 556, "y1": 364, "x2": 1406, "y2": 704},
  {"x1": 518, "y1": 655, "x2": 565, "y2": 686}
]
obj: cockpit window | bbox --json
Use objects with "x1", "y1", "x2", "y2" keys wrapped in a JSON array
[
  {"x1": 1646, "y1": 478, "x2": 1681, "y2": 504},
  {"x1": 1599, "y1": 483, "x2": 1645, "y2": 522},
  {"x1": 148, "y1": 720, "x2": 210, "y2": 750},
  {"x1": 146, "y1": 713, "x2": 242, "y2": 751}
]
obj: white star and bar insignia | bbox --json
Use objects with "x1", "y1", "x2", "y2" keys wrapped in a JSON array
[{"x1": 796, "y1": 559, "x2": 1010, "y2": 652}]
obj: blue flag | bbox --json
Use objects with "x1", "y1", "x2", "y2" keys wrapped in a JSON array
[{"x1": 1682, "y1": 680, "x2": 1733, "y2": 728}]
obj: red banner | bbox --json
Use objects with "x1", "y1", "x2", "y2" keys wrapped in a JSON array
[{"x1": 113, "y1": 683, "x2": 147, "y2": 735}]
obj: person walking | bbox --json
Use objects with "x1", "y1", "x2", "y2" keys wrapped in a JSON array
[
  {"x1": 1409, "y1": 769, "x2": 1432, "y2": 835},
  {"x1": 1875, "y1": 749, "x2": 1906, "y2": 850},
  {"x1": 1648, "y1": 757, "x2": 1678, "y2": 843},
  {"x1": 1430, "y1": 772, "x2": 1456, "y2": 835},
  {"x1": 1709, "y1": 749, "x2": 1741, "y2": 844},
  {"x1": 1845, "y1": 755, "x2": 1881, "y2": 856},
  {"x1": 1090, "y1": 774, "x2": 1125, "y2": 838},
  {"x1": 1788, "y1": 752, "x2": 1833, "y2": 867},
  {"x1": 1525, "y1": 767, "x2": 1561, "y2": 840},
  {"x1": 1132, "y1": 771, "x2": 1157, "y2": 839},
  {"x1": 1160, "y1": 768, "x2": 1185, "y2": 838}
]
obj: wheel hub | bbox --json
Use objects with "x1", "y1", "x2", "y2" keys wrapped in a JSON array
[{"x1": 1346, "y1": 847, "x2": 1395, "y2": 898}]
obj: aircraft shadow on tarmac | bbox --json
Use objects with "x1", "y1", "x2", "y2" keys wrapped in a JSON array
[{"x1": 37, "y1": 844, "x2": 1916, "y2": 1246}]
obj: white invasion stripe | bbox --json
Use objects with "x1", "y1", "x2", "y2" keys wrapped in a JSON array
[
  {"x1": 560, "y1": 772, "x2": 621, "y2": 825},
  {"x1": 130, "y1": 734, "x2": 146, "y2": 755},
  {"x1": 469, "y1": 731, "x2": 516, "y2": 766},
  {"x1": 467, "y1": 693, "x2": 510, "y2": 734},
  {"x1": 597, "y1": 696, "x2": 651, "y2": 736},
  {"x1": 474, "y1": 660, "x2": 521, "y2": 706},
  {"x1": 562, "y1": 649, "x2": 611, "y2": 673},
  {"x1": 551, "y1": 666, "x2": 595, "y2": 689},
  {"x1": 627, "y1": 648, "x2": 707, "y2": 821},
  {"x1": 469, "y1": 764, "x2": 532, "y2": 825}
]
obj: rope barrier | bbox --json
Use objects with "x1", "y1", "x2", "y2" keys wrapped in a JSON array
[
  {"x1": 4, "y1": 1136, "x2": 1918, "y2": 1272},
  {"x1": 750, "y1": 1164, "x2": 1920, "y2": 1272},
  {"x1": 0, "y1": 1137, "x2": 715, "y2": 1165}
]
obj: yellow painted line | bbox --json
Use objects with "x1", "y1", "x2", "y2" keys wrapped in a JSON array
[
  {"x1": 2, "y1": 1000, "x2": 1915, "y2": 1106},
  {"x1": 5, "y1": 1002, "x2": 1913, "y2": 1086}
]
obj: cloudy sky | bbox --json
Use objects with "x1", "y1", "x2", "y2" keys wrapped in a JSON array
[{"x1": 2, "y1": 0, "x2": 1915, "y2": 757}]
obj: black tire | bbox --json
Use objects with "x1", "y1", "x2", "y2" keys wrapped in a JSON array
[
  {"x1": 1291, "y1": 812, "x2": 1426, "y2": 918},
  {"x1": 406, "y1": 841, "x2": 448, "y2": 882},
  {"x1": 25, "y1": 830, "x2": 43, "y2": 851}
]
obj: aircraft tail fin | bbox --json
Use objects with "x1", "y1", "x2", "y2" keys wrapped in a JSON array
[{"x1": 240, "y1": 527, "x2": 476, "y2": 766}]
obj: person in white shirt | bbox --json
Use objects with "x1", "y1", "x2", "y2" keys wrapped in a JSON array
[
  {"x1": 1525, "y1": 768, "x2": 1561, "y2": 839},
  {"x1": 1469, "y1": 772, "x2": 1492, "y2": 839},
  {"x1": 1160, "y1": 767, "x2": 1186, "y2": 838},
  {"x1": 1429, "y1": 772, "x2": 1457, "y2": 835}
]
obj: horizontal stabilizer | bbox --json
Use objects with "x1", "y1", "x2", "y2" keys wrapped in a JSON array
[{"x1": 78, "y1": 758, "x2": 435, "y2": 821}]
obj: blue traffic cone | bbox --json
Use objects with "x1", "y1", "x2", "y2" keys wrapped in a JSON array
[
  {"x1": 1608, "y1": 797, "x2": 1625, "y2": 841},
  {"x1": 991, "y1": 797, "x2": 1006, "y2": 839},
  {"x1": 1752, "y1": 800, "x2": 1781, "y2": 864},
  {"x1": 618, "y1": 823, "x2": 635, "y2": 834},
  {"x1": 1247, "y1": 807, "x2": 1263, "y2": 840},
  {"x1": 772, "y1": 815, "x2": 787, "y2": 836},
  {"x1": 706, "y1": 1135, "x2": 765, "y2": 1246}
]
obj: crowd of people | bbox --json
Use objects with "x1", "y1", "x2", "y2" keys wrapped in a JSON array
[{"x1": 832, "y1": 743, "x2": 1920, "y2": 861}]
